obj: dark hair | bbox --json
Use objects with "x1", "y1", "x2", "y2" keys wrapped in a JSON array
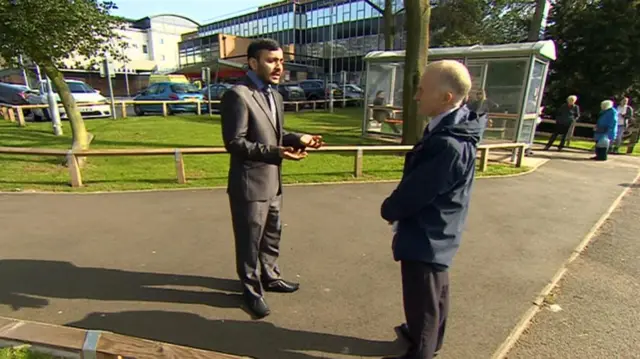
[{"x1": 247, "y1": 39, "x2": 281, "y2": 61}]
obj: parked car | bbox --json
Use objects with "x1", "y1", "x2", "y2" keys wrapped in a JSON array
[
  {"x1": 297, "y1": 80, "x2": 344, "y2": 102},
  {"x1": 0, "y1": 82, "x2": 39, "y2": 118},
  {"x1": 0, "y1": 82, "x2": 38, "y2": 106},
  {"x1": 133, "y1": 82, "x2": 204, "y2": 116},
  {"x1": 276, "y1": 83, "x2": 306, "y2": 102},
  {"x1": 201, "y1": 83, "x2": 232, "y2": 101},
  {"x1": 30, "y1": 79, "x2": 111, "y2": 121},
  {"x1": 335, "y1": 83, "x2": 364, "y2": 106},
  {"x1": 339, "y1": 84, "x2": 364, "y2": 99},
  {"x1": 200, "y1": 83, "x2": 232, "y2": 112}
]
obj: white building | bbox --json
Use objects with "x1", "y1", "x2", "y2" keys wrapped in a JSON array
[{"x1": 63, "y1": 14, "x2": 199, "y2": 74}]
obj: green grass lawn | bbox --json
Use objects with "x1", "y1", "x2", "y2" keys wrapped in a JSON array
[
  {"x1": 0, "y1": 347, "x2": 55, "y2": 359},
  {"x1": 0, "y1": 108, "x2": 529, "y2": 192}
]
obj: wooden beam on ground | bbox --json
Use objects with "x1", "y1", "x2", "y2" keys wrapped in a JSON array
[
  {"x1": 0, "y1": 316, "x2": 247, "y2": 359},
  {"x1": 0, "y1": 147, "x2": 68, "y2": 155},
  {"x1": 97, "y1": 332, "x2": 244, "y2": 359}
]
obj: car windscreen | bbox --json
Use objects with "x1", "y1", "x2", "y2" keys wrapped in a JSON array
[
  {"x1": 67, "y1": 82, "x2": 95, "y2": 93},
  {"x1": 44, "y1": 82, "x2": 94, "y2": 93},
  {"x1": 171, "y1": 83, "x2": 200, "y2": 94}
]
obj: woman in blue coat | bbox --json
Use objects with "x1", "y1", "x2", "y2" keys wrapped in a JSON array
[{"x1": 593, "y1": 100, "x2": 618, "y2": 161}]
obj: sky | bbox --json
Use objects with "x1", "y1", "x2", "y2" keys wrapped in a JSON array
[{"x1": 112, "y1": 0, "x2": 276, "y2": 24}]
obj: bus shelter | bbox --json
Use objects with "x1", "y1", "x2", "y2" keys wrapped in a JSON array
[{"x1": 362, "y1": 40, "x2": 557, "y2": 145}]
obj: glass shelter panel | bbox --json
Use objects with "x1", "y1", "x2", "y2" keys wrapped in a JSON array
[
  {"x1": 525, "y1": 60, "x2": 546, "y2": 115},
  {"x1": 518, "y1": 60, "x2": 547, "y2": 143},
  {"x1": 365, "y1": 62, "x2": 403, "y2": 136},
  {"x1": 482, "y1": 59, "x2": 528, "y2": 142}
]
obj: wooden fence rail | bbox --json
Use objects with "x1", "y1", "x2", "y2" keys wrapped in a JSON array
[
  {"x1": 0, "y1": 316, "x2": 245, "y2": 359},
  {"x1": 0, "y1": 143, "x2": 527, "y2": 188},
  {"x1": 0, "y1": 98, "x2": 363, "y2": 126}
]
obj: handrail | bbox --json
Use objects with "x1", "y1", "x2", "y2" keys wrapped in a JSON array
[{"x1": 0, "y1": 143, "x2": 528, "y2": 188}]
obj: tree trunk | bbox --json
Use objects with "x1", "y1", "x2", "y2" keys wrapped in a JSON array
[
  {"x1": 402, "y1": 0, "x2": 431, "y2": 145},
  {"x1": 383, "y1": 0, "x2": 395, "y2": 50},
  {"x1": 528, "y1": 0, "x2": 548, "y2": 41},
  {"x1": 40, "y1": 62, "x2": 91, "y2": 152}
]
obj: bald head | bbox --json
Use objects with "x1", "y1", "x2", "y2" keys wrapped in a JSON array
[{"x1": 415, "y1": 60, "x2": 472, "y2": 116}]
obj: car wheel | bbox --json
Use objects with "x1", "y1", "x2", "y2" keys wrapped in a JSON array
[{"x1": 134, "y1": 105, "x2": 144, "y2": 116}]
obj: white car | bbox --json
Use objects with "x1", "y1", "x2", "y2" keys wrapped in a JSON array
[{"x1": 31, "y1": 79, "x2": 111, "y2": 121}]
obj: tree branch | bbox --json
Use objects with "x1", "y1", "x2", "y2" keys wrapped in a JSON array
[{"x1": 364, "y1": 0, "x2": 384, "y2": 13}]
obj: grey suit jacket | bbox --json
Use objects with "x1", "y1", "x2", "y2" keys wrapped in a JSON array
[{"x1": 221, "y1": 78, "x2": 302, "y2": 201}]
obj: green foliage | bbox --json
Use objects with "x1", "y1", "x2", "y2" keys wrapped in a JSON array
[
  {"x1": 430, "y1": 0, "x2": 535, "y2": 46},
  {"x1": 544, "y1": 0, "x2": 640, "y2": 121},
  {"x1": 0, "y1": 0, "x2": 126, "y2": 67},
  {"x1": 0, "y1": 346, "x2": 55, "y2": 359}
]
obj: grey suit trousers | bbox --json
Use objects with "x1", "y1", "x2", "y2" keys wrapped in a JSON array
[{"x1": 229, "y1": 194, "x2": 283, "y2": 298}]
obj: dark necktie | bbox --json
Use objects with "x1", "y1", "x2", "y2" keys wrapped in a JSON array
[{"x1": 264, "y1": 87, "x2": 277, "y2": 126}]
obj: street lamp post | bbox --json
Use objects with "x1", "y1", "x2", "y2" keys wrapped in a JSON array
[{"x1": 328, "y1": 4, "x2": 335, "y2": 113}]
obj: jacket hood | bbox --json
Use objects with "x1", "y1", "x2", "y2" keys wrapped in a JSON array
[{"x1": 435, "y1": 105, "x2": 487, "y2": 144}]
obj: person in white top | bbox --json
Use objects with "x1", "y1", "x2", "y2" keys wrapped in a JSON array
[{"x1": 612, "y1": 97, "x2": 634, "y2": 153}]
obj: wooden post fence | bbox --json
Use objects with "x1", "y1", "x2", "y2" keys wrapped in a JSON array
[{"x1": 0, "y1": 143, "x2": 529, "y2": 188}]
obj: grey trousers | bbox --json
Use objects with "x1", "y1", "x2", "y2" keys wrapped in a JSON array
[{"x1": 229, "y1": 194, "x2": 283, "y2": 298}]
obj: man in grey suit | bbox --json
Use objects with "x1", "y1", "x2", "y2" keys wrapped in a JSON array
[{"x1": 221, "y1": 39, "x2": 323, "y2": 319}]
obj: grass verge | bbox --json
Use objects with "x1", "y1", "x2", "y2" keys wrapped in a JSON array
[{"x1": 0, "y1": 108, "x2": 530, "y2": 192}]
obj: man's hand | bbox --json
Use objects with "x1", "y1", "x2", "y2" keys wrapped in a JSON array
[
  {"x1": 300, "y1": 134, "x2": 324, "y2": 149},
  {"x1": 279, "y1": 146, "x2": 308, "y2": 161}
]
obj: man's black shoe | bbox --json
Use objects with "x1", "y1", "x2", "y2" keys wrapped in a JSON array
[
  {"x1": 244, "y1": 295, "x2": 270, "y2": 319},
  {"x1": 264, "y1": 279, "x2": 299, "y2": 293}
]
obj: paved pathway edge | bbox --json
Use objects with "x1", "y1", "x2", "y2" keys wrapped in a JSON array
[{"x1": 491, "y1": 169, "x2": 640, "y2": 359}]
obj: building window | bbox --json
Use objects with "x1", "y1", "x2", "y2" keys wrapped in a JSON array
[
  {"x1": 160, "y1": 38, "x2": 164, "y2": 44},
  {"x1": 161, "y1": 54, "x2": 166, "y2": 61},
  {"x1": 142, "y1": 45, "x2": 148, "y2": 54}
]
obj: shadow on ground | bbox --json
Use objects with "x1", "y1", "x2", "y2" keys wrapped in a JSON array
[
  {"x1": 532, "y1": 153, "x2": 595, "y2": 162},
  {"x1": 0, "y1": 260, "x2": 242, "y2": 311},
  {"x1": 0, "y1": 259, "x2": 399, "y2": 359},
  {"x1": 68, "y1": 310, "x2": 398, "y2": 359},
  {"x1": 619, "y1": 182, "x2": 640, "y2": 188}
]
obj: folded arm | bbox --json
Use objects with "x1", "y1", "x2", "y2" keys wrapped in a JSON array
[
  {"x1": 221, "y1": 90, "x2": 281, "y2": 162},
  {"x1": 381, "y1": 141, "x2": 462, "y2": 222}
]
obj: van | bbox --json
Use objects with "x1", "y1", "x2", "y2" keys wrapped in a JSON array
[{"x1": 149, "y1": 74, "x2": 190, "y2": 85}]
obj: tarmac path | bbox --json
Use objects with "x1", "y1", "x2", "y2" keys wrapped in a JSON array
[
  {"x1": 508, "y1": 182, "x2": 640, "y2": 359},
  {"x1": 0, "y1": 155, "x2": 638, "y2": 359}
]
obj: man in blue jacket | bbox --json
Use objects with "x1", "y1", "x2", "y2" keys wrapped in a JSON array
[{"x1": 381, "y1": 60, "x2": 486, "y2": 359}]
